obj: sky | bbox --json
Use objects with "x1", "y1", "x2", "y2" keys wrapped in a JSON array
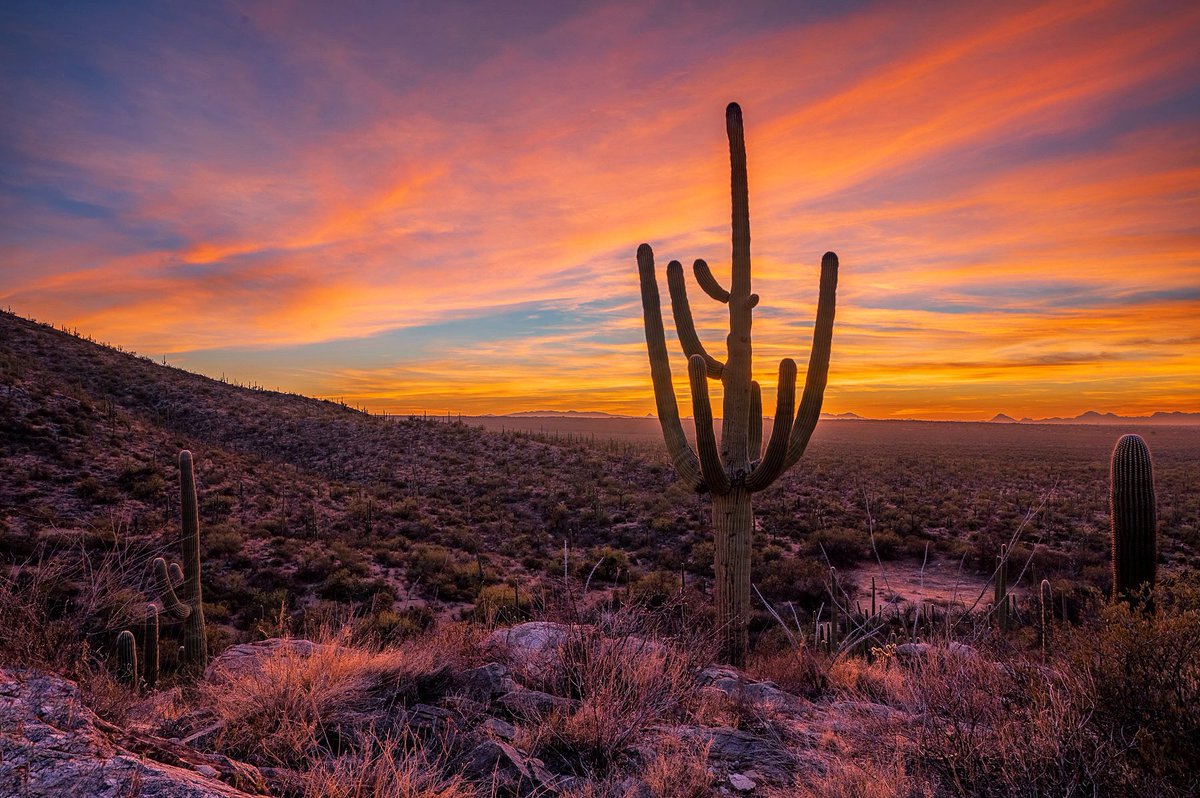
[{"x1": 2, "y1": 0, "x2": 1198, "y2": 420}]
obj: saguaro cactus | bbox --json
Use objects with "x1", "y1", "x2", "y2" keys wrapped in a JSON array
[
  {"x1": 154, "y1": 450, "x2": 209, "y2": 670},
  {"x1": 116, "y1": 629, "x2": 138, "y2": 688},
  {"x1": 636, "y1": 103, "x2": 838, "y2": 664},
  {"x1": 1110, "y1": 433, "x2": 1157, "y2": 607}
]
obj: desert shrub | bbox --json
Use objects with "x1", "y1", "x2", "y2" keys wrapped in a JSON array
[
  {"x1": 201, "y1": 630, "x2": 453, "y2": 768},
  {"x1": 870, "y1": 528, "x2": 903, "y2": 560},
  {"x1": 630, "y1": 570, "x2": 681, "y2": 608},
  {"x1": 1068, "y1": 579, "x2": 1200, "y2": 792},
  {"x1": 638, "y1": 732, "x2": 714, "y2": 798},
  {"x1": 204, "y1": 526, "x2": 244, "y2": 558},
  {"x1": 473, "y1": 582, "x2": 531, "y2": 624},
  {"x1": 781, "y1": 756, "x2": 932, "y2": 798},
  {"x1": 0, "y1": 546, "x2": 143, "y2": 676},
  {"x1": 746, "y1": 641, "x2": 828, "y2": 699},
  {"x1": 806, "y1": 526, "x2": 870, "y2": 567},
  {"x1": 517, "y1": 614, "x2": 706, "y2": 776},
  {"x1": 116, "y1": 460, "x2": 166, "y2": 500},
  {"x1": 404, "y1": 544, "x2": 480, "y2": 602},
  {"x1": 582, "y1": 545, "x2": 629, "y2": 583},
  {"x1": 895, "y1": 644, "x2": 1136, "y2": 797},
  {"x1": 300, "y1": 733, "x2": 472, "y2": 798},
  {"x1": 755, "y1": 555, "x2": 827, "y2": 607},
  {"x1": 76, "y1": 475, "x2": 117, "y2": 503},
  {"x1": 319, "y1": 569, "x2": 396, "y2": 604}
]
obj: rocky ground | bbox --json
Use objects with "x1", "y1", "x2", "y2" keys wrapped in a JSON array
[{"x1": 3, "y1": 619, "x2": 967, "y2": 798}]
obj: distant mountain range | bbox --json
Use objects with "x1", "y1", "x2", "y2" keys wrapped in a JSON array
[
  {"x1": 988, "y1": 410, "x2": 1200, "y2": 425},
  {"x1": 500, "y1": 410, "x2": 626, "y2": 419},
  {"x1": 491, "y1": 409, "x2": 1198, "y2": 425},
  {"x1": 499, "y1": 410, "x2": 866, "y2": 420}
]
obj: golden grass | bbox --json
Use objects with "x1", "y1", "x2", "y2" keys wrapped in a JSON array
[{"x1": 201, "y1": 628, "x2": 452, "y2": 767}]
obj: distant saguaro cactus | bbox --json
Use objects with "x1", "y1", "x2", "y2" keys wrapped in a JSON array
[
  {"x1": 994, "y1": 543, "x2": 1009, "y2": 632},
  {"x1": 154, "y1": 450, "x2": 209, "y2": 670},
  {"x1": 1110, "y1": 433, "x2": 1157, "y2": 607},
  {"x1": 636, "y1": 103, "x2": 839, "y2": 665}
]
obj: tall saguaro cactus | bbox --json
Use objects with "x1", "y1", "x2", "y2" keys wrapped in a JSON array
[
  {"x1": 637, "y1": 103, "x2": 839, "y2": 664},
  {"x1": 154, "y1": 450, "x2": 209, "y2": 670},
  {"x1": 1110, "y1": 433, "x2": 1157, "y2": 608}
]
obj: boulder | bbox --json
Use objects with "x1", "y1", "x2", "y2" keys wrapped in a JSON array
[
  {"x1": 698, "y1": 665, "x2": 800, "y2": 711},
  {"x1": 460, "y1": 662, "x2": 517, "y2": 701},
  {"x1": 0, "y1": 668, "x2": 261, "y2": 797},
  {"x1": 461, "y1": 738, "x2": 558, "y2": 795},
  {"x1": 484, "y1": 622, "x2": 571, "y2": 679},
  {"x1": 495, "y1": 687, "x2": 577, "y2": 721},
  {"x1": 895, "y1": 641, "x2": 979, "y2": 664},
  {"x1": 203, "y1": 638, "x2": 328, "y2": 683}
]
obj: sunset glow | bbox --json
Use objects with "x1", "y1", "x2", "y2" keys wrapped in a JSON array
[{"x1": 3, "y1": 0, "x2": 1198, "y2": 419}]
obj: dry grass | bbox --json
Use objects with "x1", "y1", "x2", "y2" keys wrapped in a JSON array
[
  {"x1": 515, "y1": 616, "x2": 706, "y2": 777},
  {"x1": 826, "y1": 655, "x2": 908, "y2": 705},
  {"x1": 779, "y1": 756, "x2": 933, "y2": 798},
  {"x1": 0, "y1": 544, "x2": 145, "y2": 674},
  {"x1": 201, "y1": 627, "x2": 454, "y2": 768},
  {"x1": 638, "y1": 732, "x2": 714, "y2": 798},
  {"x1": 300, "y1": 732, "x2": 474, "y2": 798}
]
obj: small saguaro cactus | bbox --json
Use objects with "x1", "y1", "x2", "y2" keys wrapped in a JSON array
[
  {"x1": 143, "y1": 603, "x2": 160, "y2": 689},
  {"x1": 637, "y1": 102, "x2": 839, "y2": 664},
  {"x1": 1038, "y1": 579, "x2": 1053, "y2": 658},
  {"x1": 994, "y1": 544, "x2": 1009, "y2": 632},
  {"x1": 116, "y1": 629, "x2": 138, "y2": 688},
  {"x1": 154, "y1": 450, "x2": 208, "y2": 670},
  {"x1": 1110, "y1": 433, "x2": 1157, "y2": 607}
]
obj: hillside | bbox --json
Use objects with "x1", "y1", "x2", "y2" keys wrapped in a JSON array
[{"x1": 0, "y1": 311, "x2": 702, "y2": 636}]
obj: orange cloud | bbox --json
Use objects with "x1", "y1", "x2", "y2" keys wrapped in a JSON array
[{"x1": 2, "y1": 0, "x2": 1197, "y2": 419}]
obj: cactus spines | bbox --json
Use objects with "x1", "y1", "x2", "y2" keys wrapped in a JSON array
[
  {"x1": 143, "y1": 603, "x2": 160, "y2": 689},
  {"x1": 153, "y1": 450, "x2": 208, "y2": 671},
  {"x1": 116, "y1": 629, "x2": 138, "y2": 688},
  {"x1": 637, "y1": 102, "x2": 839, "y2": 664},
  {"x1": 1110, "y1": 433, "x2": 1157, "y2": 608}
]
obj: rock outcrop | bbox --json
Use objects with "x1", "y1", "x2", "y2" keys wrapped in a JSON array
[{"x1": 0, "y1": 668, "x2": 264, "y2": 797}]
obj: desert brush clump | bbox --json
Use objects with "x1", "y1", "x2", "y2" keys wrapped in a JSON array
[
  {"x1": 636, "y1": 102, "x2": 838, "y2": 664},
  {"x1": 199, "y1": 628, "x2": 456, "y2": 768}
]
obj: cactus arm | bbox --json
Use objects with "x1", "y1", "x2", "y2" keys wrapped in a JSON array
[
  {"x1": 688, "y1": 355, "x2": 731, "y2": 494},
  {"x1": 143, "y1": 603, "x2": 159, "y2": 689},
  {"x1": 746, "y1": 359, "x2": 798, "y2": 492},
  {"x1": 721, "y1": 102, "x2": 754, "y2": 472},
  {"x1": 168, "y1": 562, "x2": 184, "y2": 585},
  {"x1": 693, "y1": 259, "x2": 730, "y2": 303},
  {"x1": 637, "y1": 244, "x2": 704, "y2": 491},
  {"x1": 667, "y1": 260, "x2": 725, "y2": 378},
  {"x1": 153, "y1": 557, "x2": 191, "y2": 620},
  {"x1": 748, "y1": 381, "x2": 763, "y2": 460},
  {"x1": 784, "y1": 251, "x2": 839, "y2": 469}
]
